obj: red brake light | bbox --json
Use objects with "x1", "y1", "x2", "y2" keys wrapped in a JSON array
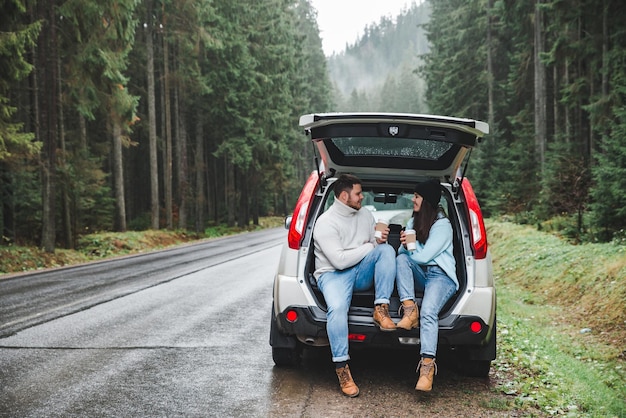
[
  {"x1": 285, "y1": 310, "x2": 298, "y2": 323},
  {"x1": 348, "y1": 333, "x2": 366, "y2": 342},
  {"x1": 461, "y1": 178, "x2": 488, "y2": 259},
  {"x1": 470, "y1": 321, "x2": 482, "y2": 333},
  {"x1": 287, "y1": 171, "x2": 319, "y2": 249}
]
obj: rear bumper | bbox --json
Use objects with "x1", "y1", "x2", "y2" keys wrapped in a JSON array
[{"x1": 272, "y1": 305, "x2": 495, "y2": 355}]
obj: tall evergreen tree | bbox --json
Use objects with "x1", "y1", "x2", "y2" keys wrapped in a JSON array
[
  {"x1": 143, "y1": 0, "x2": 160, "y2": 230},
  {"x1": 60, "y1": 0, "x2": 140, "y2": 233},
  {"x1": 0, "y1": 0, "x2": 41, "y2": 244},
  {"x1": 0, "y1": 0, "x2": 41, "y2": 162},
  {"x1": 589, "y1": 0, "x2": 626, "y2": 239},
  {"x1": 36, "y1": 0, "x2": 60, "y2": 252},
  {"x1": 0, "y1": 0, "x2": 336, "y2": 244}
]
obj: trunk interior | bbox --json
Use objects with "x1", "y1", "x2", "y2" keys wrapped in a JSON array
[{"x1": 303, "y1": 185, "x2": 468, "y2": 321}]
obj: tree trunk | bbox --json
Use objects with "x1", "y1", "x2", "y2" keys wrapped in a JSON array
[
  {"x1": 601, "y1": 0, "x2": 609, "y2": 100},
  {"x1": 533, "y1": 0, "x2": 547, "y2": 174},
  {"x1": 163, "y1": 36, "x2": 173, "y2": 229},
  {"x1": 174, "y1": 83, "x2": 188, "y2": 229},
  {"x1": 40, "y1": 0, "x2": 59, "y2": 253},
  {"x1": 1, "y1": 164, "x2": 14, "y2": 244},
  {"x1": 486, "y1": 0, "x2": 495, "y2": 129},
  {"x1": 146, "y1": 4, "x2": 159, "y2": 230},
  {"x1": 576, "y1": 15, "x2": 589, "y2": 160},
  {"x1": 564, "y1": 57, "x2": 571, "y2": 144},
  {"x1": 250, "y1": 166, "x2": 259, "y2": 226},
  {"x1": 237, "y1": 167, "x2": 248, "y2": 227},
  {"x1": 226, "y1": 157, "x2": 235, "y2": 227},
  {"x1": 194, "y1": 117, "x2": 205, "y2": 232},
  {"x1": 207, "y1": 153, "x2": 216, "y2": 224},
  {"x1": 23, "y1": 2, "x2": 40, "y2": 246},
  {"x1": 78, "y1": 112, "x2": 87, "y2": 151},
  {"x1": 58, "y1": 49, "x2": 73, "y2": 249},
  {"x1": 77, "y1": 112, "x2": 87, "y2": 240},
  {"x1": 112, "y1": 118, "x2": 127, "y2": 231},
  {"x1": 594, "y1": 0, "x2": 610, "y2": 164}
]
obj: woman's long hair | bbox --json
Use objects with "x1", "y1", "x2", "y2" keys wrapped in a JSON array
[{"x1": 413, "y1": 200, "x2": 439, "y2": 244}]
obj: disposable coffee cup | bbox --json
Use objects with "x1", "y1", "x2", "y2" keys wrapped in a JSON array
[
  {"x1": 405, "y1": 229, "x2": 417, "y2": 251},
  {"x1": 374, "y1": 219, "x2": 388, "y2": 239}
]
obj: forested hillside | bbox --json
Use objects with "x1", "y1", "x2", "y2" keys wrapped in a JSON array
[
  {"x1": 328, "y1": 1, "x2": 430, "y2": 113},
  {"x1": 1, "y1": 0, "x2": 333, "y2": 250},
  {"x1": 328, "y1": 0, "x2": 626, "y2": 243},
  {"x1": 2, "y1": 0, "x2": 625, "y2": 251}
]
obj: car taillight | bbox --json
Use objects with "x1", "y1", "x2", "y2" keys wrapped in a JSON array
[
  {"x1": 348, "y1": 333, "x2": 366, "y2": 342},
  {"x1": 285, "y1": 310, "x2": 298, "y2": 323},
  {"x1": 287, "y1": 171, "x2": 319, "y2": 249},
  {"x1": 461, "y1": 178, "x2": 488, "y2": 259},
  {"x1": 470, "y1": 321, "x2": 483, "y2": 333}
]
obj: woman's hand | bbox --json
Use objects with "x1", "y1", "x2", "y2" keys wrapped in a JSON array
[{"x1": 399, "y1": 230, "x2": 407, "y2": 247}]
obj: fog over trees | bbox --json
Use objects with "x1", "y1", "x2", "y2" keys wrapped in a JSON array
[
  {"x1": 328, "y1": 0, "x2": 626, "y2": 242},
  {"x1": 328, "y1": 2, "x2": 430, "y2": 113}
]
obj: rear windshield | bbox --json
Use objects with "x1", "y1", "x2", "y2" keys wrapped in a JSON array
[{"x1": 330, "y1": 137, "x2": 454, "y2": 161}]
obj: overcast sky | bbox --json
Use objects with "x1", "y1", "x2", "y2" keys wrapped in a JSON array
[{"x1": 309, "y1": 0, "x2": 416, "y2": 55}]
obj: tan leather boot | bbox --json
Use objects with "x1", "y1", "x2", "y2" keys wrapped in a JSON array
[
  {"x1": 335, "y1": 365, "x2": 359, "y2": 397},
  {"x1": 415, "y1": 358, "x2": 437, "y2": 392},
  {"x1": 373, "y1": 304, "x2": 396, "y2": 331},
  {"x1": 396, "y1": 300, "x2": 419, "y2": 330}
]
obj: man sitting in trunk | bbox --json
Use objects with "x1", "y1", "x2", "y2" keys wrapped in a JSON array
[{"x1": 313, "y1": 174, "x2": 397, "y2": 397}]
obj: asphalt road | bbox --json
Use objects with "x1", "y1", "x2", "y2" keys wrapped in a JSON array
[
  {"x1": 0, "y1": 228, "x2": 286, "y2": 338},
  {"x1": 0, "y1": 228, "x2": 511, "y2": 417}
]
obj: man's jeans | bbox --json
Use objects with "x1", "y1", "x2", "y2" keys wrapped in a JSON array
[
  {"x1": 395, "y1": 253, "x2": 456, "y2": 357},
  {"x1": 317, "y1": 244, "x2": 396, "y2": 362}
]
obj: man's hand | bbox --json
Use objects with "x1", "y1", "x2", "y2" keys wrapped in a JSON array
[{"x1": 375, "y1": 226, "x2": 390, "y2": 244}]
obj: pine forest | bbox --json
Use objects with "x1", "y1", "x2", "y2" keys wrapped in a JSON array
[{"x1": 1, "y1": 0, "x2": 625, "y2": 252}]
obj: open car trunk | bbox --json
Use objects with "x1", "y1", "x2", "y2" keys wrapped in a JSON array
[{"x1": 302, "y1": 180, "x2": 468, "y2": 325}]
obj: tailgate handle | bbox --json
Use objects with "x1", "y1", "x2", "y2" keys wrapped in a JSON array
[{"x1": 428, "y1": 130, "x2": 447, "y2": 140}]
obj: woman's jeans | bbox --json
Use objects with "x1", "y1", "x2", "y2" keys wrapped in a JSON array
[
  {"x1": 395, "y1": 253, "x2": 457, "y2": 358},
  {"x1": 317, "y1": 244, "x2": 396, "y2": 362}
]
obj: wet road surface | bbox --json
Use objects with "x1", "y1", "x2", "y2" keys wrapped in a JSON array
[{"x1": 0, "y1": 230, "x2": 511, "y2": 417}]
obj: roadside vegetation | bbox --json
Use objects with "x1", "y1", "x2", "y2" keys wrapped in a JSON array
[
  {"x1": 0, "y1": 217, "x2": 284, "y2": 275},
  {"x1": 487, "y1": 219, "x2": 626, "y2": 417}
]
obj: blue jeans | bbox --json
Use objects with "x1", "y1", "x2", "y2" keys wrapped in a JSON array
[
  {"x1": 395, "y1": 253, "x2": 457, "y2": 357},
  {"x1": 317, "y1": 244, "x2": 396, "y2": 362}
]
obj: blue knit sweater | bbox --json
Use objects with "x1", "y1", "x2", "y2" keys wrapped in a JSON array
[{"x1": 398, "y1": 213, "x2": 458, "y2": 290}]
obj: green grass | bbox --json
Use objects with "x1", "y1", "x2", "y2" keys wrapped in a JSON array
[
  {"x1": 0, "y1": 217, "x2": 285, "y2": 275},
  {"x1": 488, "y1": 219, "x2": 626, "y2": 417}
]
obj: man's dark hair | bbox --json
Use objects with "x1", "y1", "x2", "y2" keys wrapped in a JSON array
[{"x1": 333, "y1": 174, "x2": 361, "y2": 198}]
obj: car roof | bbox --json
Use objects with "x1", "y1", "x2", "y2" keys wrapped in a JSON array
[{"x1": 300, "y1": 112, "x2": 489, "y2": 182}]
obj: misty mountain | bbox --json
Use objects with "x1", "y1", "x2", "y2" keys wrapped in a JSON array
[{"x1": 327, "y1": 1, "x2": 431, "y2": 112}]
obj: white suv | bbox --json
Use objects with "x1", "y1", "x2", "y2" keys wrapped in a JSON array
[{"x1": 270, "y1": 113, "x2": 495, "y2": 377}]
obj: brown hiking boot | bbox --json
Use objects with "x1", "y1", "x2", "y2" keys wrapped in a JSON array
[
  {"x1": 335, "y1": 365, "x2": 359, "y2": 397},
  {"x1": 396, "y1": 300, "x2": 419, "y2": 330},
  {"x1": 373, "y1": 304, "x2": 396, "y2": 331},
  {"x1": 415, "y1": 358, "x2": 437, "y2": 392}
]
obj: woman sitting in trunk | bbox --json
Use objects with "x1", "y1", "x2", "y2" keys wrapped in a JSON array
[{"x1": 395, "y1": 179, "x2": 458, "y2": 392}]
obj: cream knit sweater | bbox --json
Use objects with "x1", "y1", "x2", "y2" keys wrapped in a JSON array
[{"x1": 313, "y1": 199, "x2": 376, "y2": 280}]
